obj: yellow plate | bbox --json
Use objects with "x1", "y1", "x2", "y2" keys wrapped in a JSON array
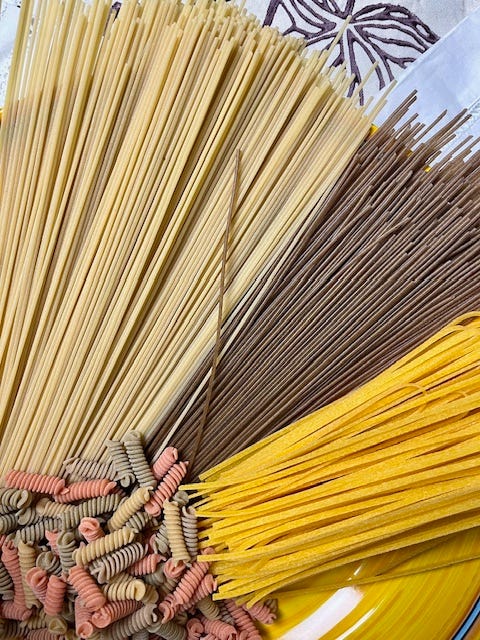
[{"x1": 262, "y1": 529, "x2": 480, "y2": 639}]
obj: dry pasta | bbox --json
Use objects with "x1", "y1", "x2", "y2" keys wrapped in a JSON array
[
  {"x1": 0, "y1": 488, "x2": 32, "y2": 510},
  {"x1": 148, "y1": 619, "x2": 188, "y2": 640},
  {"x1": 59, "y1": 494, "x2": 122, "y2": 529},
  {"x1": 0, "y1": 434, "x2": 273, "y2": 638},
  {"x1": 103, "y1": 603, "x2": 157, "y2": 639},
  {"x1": 0, "y1": 558, "x2": 14, "y2": 596},
  {"x1": 44, "y1": 575, "x2": 67, "y2": 616},
  {"x1": 56, "y1": 531, "x2": 77, "y2": 575},
  {"x1": 106, "y1": 441, "x2": 136, "y2": 488},
  {"x1": 89, "y1": 542, "x2": 147, "y2": 584},
  {"x1": 164, "y1": 500, "x2": 190, "y2": 565},
  {"x1": 196, "y1": 596, "x2": 221, "y2": 620},
  {"x1": 124, "y1": 432, "x2": 157, "y2": 488},
  {"x1": 17, "y1": 540, "x2": 39, "y2": 609},
  {"x1": 36, "y1": 551, "x2": 62, "y2": 577},
  {"x1": 181, "y1": 506, "x2": 198, "y2": 561},
  {"x1": 17, "y1": 507, "x2": 41, "y2": 526},
  {"x1": 108, "y1": 488, "x2": 151, "y2": 531},
  {"x1": 194, "y1": 314, "x2": 480, "y2": 604},
  {"x1": 0, "y1": 513, "x2": 19, "y2": 535},
  {"x1": 73, "y1": 526, "x2": 135, "y2": 566},
  {"x1": 63, "y1": 457, "x2": 118, "y2": 482},
  {"x1": 0, "y1": 0, "x2": 375, "y2": 478}
]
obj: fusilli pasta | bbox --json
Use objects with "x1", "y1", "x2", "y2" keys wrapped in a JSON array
[
  {"x1": 124, "y1": 432, "x2": 156, "y2": 488},
  {"x1": 89, "y1": 541, "x2": 146, "y2": 583},
  {"x1": 164, "y1": 500, "x2": 190, "y2": 564},
  {"x1": 106, "y1": 440, "x2": 135, "y2": 488}
]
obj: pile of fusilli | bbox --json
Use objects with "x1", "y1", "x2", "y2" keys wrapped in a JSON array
[{"x1": 0, "y1": 433, "x2": 276, "y2": 639}]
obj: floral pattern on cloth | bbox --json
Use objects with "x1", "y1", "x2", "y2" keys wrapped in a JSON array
[{"x1": 263, "y1": 1, "x2": 439, "y2": 102}]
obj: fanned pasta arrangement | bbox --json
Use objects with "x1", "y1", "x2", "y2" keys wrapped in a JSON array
[
  {"x1": 1, "y1": 0, "x2": 480, "y2": 639},
  {"x1": 0, "y1": 0, "x2": 377, "y2": 474}
]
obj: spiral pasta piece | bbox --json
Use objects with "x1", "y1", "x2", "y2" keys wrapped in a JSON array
[
  {"x1": 145, "y1": 463, "x2": 188, "y2": 517},
  {"x1": 127, "y1": 553, "x2": 164, "y2": 576},
  {"x1": 143, "y1": 565, "x2": 165, "y2": 587},
  {"x1": 158, "y1": 594, "x2": 178, "y2": 622},
  {"x1": 73, "y1": 526, "x2": 135, "y2": 566},
  {"x1": 173, "y1": 491, "x2": 190, "y2": 508},
  {"x1": 91, "y1": 599, "x2": 141, "y2": 628},
  {"x1": 197, "y1": 597, "x2": 221, "y2": 620},
  {"x1": 63, "y1": 457, "x2": 117, "y2": 482},
  {"x1": 164, "y1": 558, "x2": 186, "y2": 581},
  {"x1": 17, "y1": 541, "x2": 39, "y2": 608},
  {"x1": 148, "y1": 619, "x2": 187, "y2": 640},
  {"x1": 152, "y1": 447, "x2": 179, "y2": 481},
  {"x1": 68, "y1": 566, "x2": 106, "y2": 611},
  {"x1": 2, "y1": 539, "x2": 26, "y2": 607},
  {"x1": 170, "y1": 559, "x2": 210, "y2": 607},
  {"x1": 15, "y1": 518, "x2": 59, "y2": 544},
  {"x1": 244, "y1": 601, "x2": 277, "y2": 624},
  {"x1": 0, "y1": 557, "x2": 14, "y2": 596},
  {"x1": 36, "y1": 499, "x2": 73, "y2": 518},
  {"x1": 132, "y1": 631, "x2": 150, "y2": 640},
  {"x1": 0, "y1": 619, "x2": 22, "y2": 638},
  {"x1": 48, "y1": 613, "x2": 69, "y2": 635},
  {"x1": 89, "y1": 542, "x2": 146, "y2": 583},
  {"x1": 103, "y1": 603, "x2": 157, "y2": 640},
  {"x1": 101, "y1": 574, "x2": 147, "y2": 601},
  {"x1": 5, "y1": 471, "x2": 65, "y2": 495},
  {"x1": 78, "y1": 517, "x2": 105, "y2": 543},
  {"x1": 164, "y1": 501, "x2": 190, "y2": 565},
  {"x1": 44, "y1": 530, "x2": 59, "y2": 554},
  {"x1": 59, "y1": 494, "x2": 122, "y2": 529},
  {"x1": 225, "y1": 600, "x2": 261, "y2": 640},
  {"x1": 124, "y1": 432, "x2": 156, "y2": 488},
  {"x1": 54, "y1": 479, "x2": 117, "y2": 504},
  {"x1": 181, "y1": 506, "x2": 198, "y2": 561},
  {"x1": 191, "y1": 574, "x2": 217, "y2": 603},
  {"x1": 0, "y1": 512, "x2": 19, "y2": 535},
  {"x1": 0, "y1": 488, "x2": 33, "y2": 510},
  {"x1": 44, "y1": 575, "x2": 67, "y2": 616},
  {"x1": 36, "y1": 551, "x2": 62, "y2": 577},
  {"x1": 17, "y1": 507, "x2": 42, "y2": 526},
  {"x1": 74, "y1": 596, "x2": 95, "y2": 639},
  {"x1": 264, "y1": 598, "x2": 278, "y2": 616},
  {"x1": 25, "y1": 630, "x2": 60, "y2": 640},
  {"x1": 25, "y1": 567, "x2": 49, "y2": 603},
  {"x1": 201, "y1": 617, "x2": 239, "y2": 640},
  {"x1": 1, "y1": 600, "x2": 31, "y2": 620},
  {"x1": 107, "y1": 488, "x2": 151, "y2": 532},
  {"x1": 56, "y1": 531, "x2": 77, "y2": 574},
  {"x1": 125, "y1": 510, "x2": 157, "y2": 534},
  {"x1": 106, "y1": 440, "x2": 135, "y2": 488},
  {"x1": 186, "y1": 617, "x2": 204, "y2": 640}
]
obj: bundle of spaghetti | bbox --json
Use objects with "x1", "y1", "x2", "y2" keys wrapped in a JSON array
[
  {"x1": 0, "y1": 0, "x2": 376, "y2": 475},
  {"x1": 191, "y1": 313, "x2": 480, "y2": 604},
  {"x1": 149, "y1": 101, "x2": 480, "y2": 474}
]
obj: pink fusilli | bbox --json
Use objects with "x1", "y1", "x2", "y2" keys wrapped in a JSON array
[
  {"x1": 68, "y1": 565, "x2": 106, "y2": 612},
  {"x1": 54, "y1": 479, "x2": 117, "y2": 503},
  {"x1": 152, "y1": 447, "x2": 178, "y2": 481},
  {"x1": 5, "y1": 470, "x2": 65, "y2": 495},
  {"x1": 144, "y1": 462, "x2": 188, "y2": 516}
]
